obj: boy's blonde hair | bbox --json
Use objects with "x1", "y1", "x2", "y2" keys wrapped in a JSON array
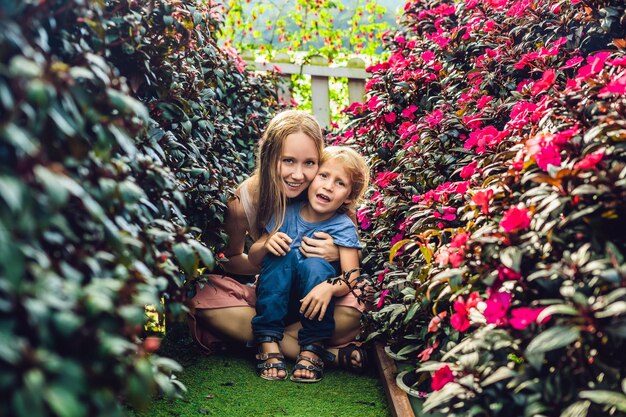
[
  {"x1": 253, "y1": 110, "x2": 325, "y2": 236},
  {"x1": 321, "y1": 146, "x2": 370, "y2": 212}
]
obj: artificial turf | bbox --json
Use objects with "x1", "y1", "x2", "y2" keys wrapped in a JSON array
[{"x1": 128, "y1": 324, "x2": 391, "y2": 417}]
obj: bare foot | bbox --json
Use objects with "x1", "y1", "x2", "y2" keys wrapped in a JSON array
[
  {"x1": 292, "y1": 349, "x2": 321, "y2": 380},
  {"x1": 258, "y1": 341, "x2": 287, "y2": 380}
]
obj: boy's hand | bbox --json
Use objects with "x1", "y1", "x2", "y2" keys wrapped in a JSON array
[
  {"x1": 300, "y1": 282, "x2": 334, "y2": 321},
  {"x1": 264, "y1": 232, "x2": 292, "y2": 256}
]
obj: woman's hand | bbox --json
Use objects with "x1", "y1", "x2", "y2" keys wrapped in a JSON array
[
  {"x1": 300, "y1": 281, "x2": 335, "y2": 321},
  {"x1": 299, "y1": 231, "x2": 340, "y2": 262}
]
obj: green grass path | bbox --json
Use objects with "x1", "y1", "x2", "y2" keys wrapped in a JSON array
[{"x1": 129, "y1": 325, "x2": 391, "y2": 417}]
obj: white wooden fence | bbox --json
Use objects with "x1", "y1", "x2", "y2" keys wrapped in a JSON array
[{"x1": 243, "y1": 52, "x2": 368, "y2": 128}]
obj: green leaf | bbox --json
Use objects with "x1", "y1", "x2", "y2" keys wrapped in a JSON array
[
  {"x1": 188, "y1": 240, "x2": 215, "y2": 271},
  {"x1": 579, "y1": 390, "x2": 626, "y2": 412},
  {"x1": 173, "y1": 242, "x2": 197, "y2": 277},
  {"x1": 0, "y1": 175, "x2": 23, "y2": 212},
  {"x1": 482, "y1": 366, "x2": 515, "y2": 386},
  {"x1": 526, "y1": 325, "x2": 580, "y2": 355},
  {"x1": 559, "y1": 401, "x2": 590, "y2": 417},
  {"x1": 44, "y1": 386, "x2": 86, "y2": 417}
]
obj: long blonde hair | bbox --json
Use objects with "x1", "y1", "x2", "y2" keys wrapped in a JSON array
[
  {"x1": 253, "y1": 110, "x2": 324, "y2": 237},
  {"x1": 321, "y1": 146, "x2": 370, "y2": 213}
]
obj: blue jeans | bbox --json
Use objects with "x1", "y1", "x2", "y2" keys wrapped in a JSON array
[{"x1": 252, "y1": 250, "x2": 338, "y2": 346}]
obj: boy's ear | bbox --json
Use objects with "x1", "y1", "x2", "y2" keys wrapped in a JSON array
[{"x1": 342, "y1": 198, "x2": 353, "y2": 207}]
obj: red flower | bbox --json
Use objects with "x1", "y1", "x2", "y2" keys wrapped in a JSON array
[
  {"x1": 377, "y1": 289, "x2": 389, "y2": 309},
  {"x1": 497, "y1": 266, "x2": 522, "y2": 281},
  {"x1": 598, "y1": 74, "x2": 626, "y2": 97},
  {"x1": 484, "y1": 291, "x2": 512, "y2": 326},
  {"x1": 424, "y1": 109, "x2": 444, "y2": 127},
  {"x1": 375, "y1": 171, "x2": 399, "y2": 188},
  {"x1": 534, "y1": 143, "x2": 561, "y2": 170},
  {"x1": 401, "y1": 104, "x2": 418, "y2": 119},
  {"x1": 428, "y1": 312, "x2": 448, "y2": 333},
  {"x1": 384, "y1": 112, "x2": 397, "y2": 123},
  {"x1": 476, "y1": 95, "x2": 493, "y2": 109},
  {"x1": 460, "y1": 161, "x2": 478, "y2": 179},
  {"x1": 417, "y1": 341, "x2": 440, "y2": 362},
  {"x1": 500, "y1": 206, "x2": 531, "y2": 233},
  {"x1": 450, "y1": 298, "x2": 471, "y2": 332},
  {"x1": 472, "y1": 189, "x2": 493, "y2": 214},
  {"x1": 464, "y1": 126, "x2": 509, "y2": 154},
  {"x1": 356, "y1": 208, "x2": 372, "y2": 230},
  {"x1": 574, "y1": 151, "x2": 604, "y2": 170},
  {"x1": 510, "y1": 307, "x2": 546, "y2": 330},
  {"x1": 431, "y1": 365, "x2": 454, "y2": 391},
  {"x1": 531, "y1": 69, "x2": 556, "y2": 96}
]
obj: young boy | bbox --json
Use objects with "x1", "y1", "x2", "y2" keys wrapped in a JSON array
[{"x1": 248, "y1": 146, "x2": 369, "y2": 383}]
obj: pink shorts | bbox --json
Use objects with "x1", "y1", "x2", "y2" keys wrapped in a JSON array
[{"x1": 187, "y1": 274, "x2": 368, "y2": 353}]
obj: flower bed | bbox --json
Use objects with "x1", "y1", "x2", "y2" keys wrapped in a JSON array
[{"x1": 335, "y1": 0, "x2": 626, "y2": 415}]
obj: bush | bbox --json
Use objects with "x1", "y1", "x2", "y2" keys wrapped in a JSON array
[
  {"x1": 0, "y1": 0, "x2": 282, "y2": 416},
  {"x1": 336, "y1": 0, "x2": 626, "y2": 415}
]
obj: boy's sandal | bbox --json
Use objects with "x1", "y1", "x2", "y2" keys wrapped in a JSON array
[
  {"x1": 337, "y1": 343, "x2": 370, "y2": 373},
  {"x1": 290, "y1": 344, "x2": 335, "y2": 384},
  {"x1": 254, "y1": 336, "x2": 288, "y2": 381},
  {"x1": 256, "y1": 351, "x2": 288, "y2": 381}
]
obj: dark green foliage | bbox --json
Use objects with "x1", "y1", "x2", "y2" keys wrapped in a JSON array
[{"x1": 0, "y1": 1, "x2": 282, "y2": 416}]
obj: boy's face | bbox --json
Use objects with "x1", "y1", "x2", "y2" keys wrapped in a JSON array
[{"x1": 307, "y1": 158, "x2": 353, "y2": 218}]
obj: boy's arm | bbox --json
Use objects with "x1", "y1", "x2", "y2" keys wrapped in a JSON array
[
  {"x1": 299, "y1": 246, "x2": 360, "y2": 321},
  {"x1": 248, "y1": 232, "x2": 293, "y2": 267}
]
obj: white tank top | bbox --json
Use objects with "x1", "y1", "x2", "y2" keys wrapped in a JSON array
[{"x1": 238, "y1": 181, "x2": 260, "y2": 241}]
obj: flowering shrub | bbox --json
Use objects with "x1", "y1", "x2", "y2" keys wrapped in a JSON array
[
  {"x1": 0, "y1": 0, "x2": 281, "y2": 415},
  {"x1": 336, "y1": 0, "x2": 626, "y2": 415}
]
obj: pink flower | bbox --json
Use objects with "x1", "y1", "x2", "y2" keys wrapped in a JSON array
[
  {"x1": 375, "y1": 171, "x2": 399, "y2": 188},
  {"x1": 510, "y1": 307, "x2": 546, "y2": 330},
  {"x1": 377, "y1": 289, "x2": 389, "y2": 309},
  {"x1": 576, "y1": 52, "x2": 611, "y2": 80},
  {"x1": 598, "y1": 74, "x2": 626, "y2": 97},
  {"x1": 472, "y1": 189, "x2": 494, "y2": 214},
  {"x1": 464, "y1": 126, "x2": 509, "y2": 154},
  {"x1": 384, "y1": 112, "x2": 397, "y2": 123},
  {"x1": 390, "y1": 232, "x2": 404, "y2": 246},
  {"x1": 531, "y1": 69, "x2": 556, "y2": 95},
  {"x1": 534, "y1": 143, "x2": 561, "y2": 170},
  {"x1": 450, "y1": 232, "x2": 469, "y2": 248},
  {"x1": 476, "y1": 95, "x2": 493, "y2": 109},
  {"x1": 450, "y1": 298, "x2": 471, "y2": 332},
  {"x1": 609, "y1": 56, "x2": 626, "y2": 66},
  {"x1": 460, "y1": 161, "x2": 478, "y2": 179},
  {"x1": 367, "y1": 95, "x2": 383, "y2": 111},
  {"x1": 401, "y1": 104, "x2": 418, "y2": 119},
  {"x1": 500, "y1": 206, "x2": 531, "y2": 233},
  {"x1": 574, "y1": 151, "x2": 604, "y2": 170},
  {"x1": 432, "y1": 365, "x2": 454, "y2": 391},
  {"x1": 484, "y1": 291, "x2": 512, "y2": 326},
  {"x1": 421, "y1": 50, "x2": 435, "y2": 63},
  {"x1": 417, "y1": 341, "x2": 440, "y2": 362},
  {"x1": 497, "y1": 266, "x2": 522, "y2": 281},
  {"x1": 561, "y1": 56, "x2": 584, "y2": 70},
  {"x1": 376, "y1": 268, "x2": 388, "y2": 284},
  {"x1": 424, "y1": 109, "x2": 444, "y2": 127},
  {"x1": 428, "y1": 312, "x2": 448, "y2": 333},
  {"x1": 356, "y1": 208, "x2": 372, "y2": 230}
]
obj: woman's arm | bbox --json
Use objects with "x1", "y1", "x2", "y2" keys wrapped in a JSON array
[
  {"x1": 299, "y1": 211, "x2": 360, "y2": 262},
  {"x1": 220, "y1": 196, "x2": 261, "y2": 276},
  {"x1": 299, "y1": 247, "x2": 360, "y2": 321}
]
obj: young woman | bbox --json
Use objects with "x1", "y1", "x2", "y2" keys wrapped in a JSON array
[{"x1": 188, "y1": 110, "x2": 369, "y2": 376}]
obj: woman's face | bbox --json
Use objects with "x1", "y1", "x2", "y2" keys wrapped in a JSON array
[{"x1": 279, "y1": 132, "x2": 319, "y2": 198}]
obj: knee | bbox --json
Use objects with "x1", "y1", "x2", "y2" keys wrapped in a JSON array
[{"x1": 298, "y1": 258, "x2": 337, "y2": 280}]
